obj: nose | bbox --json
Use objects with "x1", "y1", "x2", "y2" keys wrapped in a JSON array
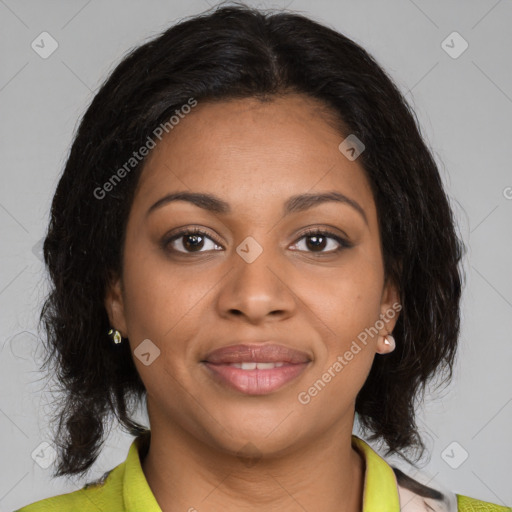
[{"x1": 215, "y1": 243, "x2": 297, "y2": 324}]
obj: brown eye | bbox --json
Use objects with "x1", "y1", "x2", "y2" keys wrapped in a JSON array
[
  {"x1": 181, "y1": 233, "x2": 205, "y2": 252},
  {"x1": 304, "y1": 234, "x2": 328, "y2": 251},
  {"x1": 164, "y1": 228, "x2": 223, "y2": 254},
  {"x1": 291, "y1": 229, "x2": 352, "y2": 254}
]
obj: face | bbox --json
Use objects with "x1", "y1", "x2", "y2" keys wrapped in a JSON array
[{"x1": 106, "y1": 94, "x2": 399, "y2": 456}]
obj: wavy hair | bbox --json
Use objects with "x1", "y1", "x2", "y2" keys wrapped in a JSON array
[{"x1": 39, "y1": 2, "x2": 465, "y2": 478}]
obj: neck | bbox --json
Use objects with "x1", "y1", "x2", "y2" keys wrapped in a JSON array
[{"x1": 141, "y1": 418, "x2": 365, "y2": 512}]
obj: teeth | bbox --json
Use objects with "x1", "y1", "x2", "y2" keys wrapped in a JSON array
[{"x1": 229, "y1": 362, "x2": 286, "y2": 370}]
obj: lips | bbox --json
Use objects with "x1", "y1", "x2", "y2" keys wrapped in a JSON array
[
  {"x1": 202, "y1": 343, "x2": 311, "y2": 365},
  {"x1": 201, "y1": 342, "x2": 312, "y2": 395}
]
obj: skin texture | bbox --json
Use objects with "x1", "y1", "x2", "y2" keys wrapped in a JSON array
[{"x1": 105, "y1": 93, "x2": 400, "y2": 512}]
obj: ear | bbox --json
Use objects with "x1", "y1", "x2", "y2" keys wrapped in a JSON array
[
  {"x1": 376, "y1": 275, "x2": 401, "y2": 354},
  {"x1": 104, "y1": 272, "x2": 128, "y2": 337}
]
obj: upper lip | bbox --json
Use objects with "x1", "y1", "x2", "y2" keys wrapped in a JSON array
[{"x1": 202, "y1": 343, "x2": 311, "y2": 364}]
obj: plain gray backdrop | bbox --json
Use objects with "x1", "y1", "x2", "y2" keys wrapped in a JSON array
[{"x1": 1, "y1": 1, "x2": 511, "y2": 510}]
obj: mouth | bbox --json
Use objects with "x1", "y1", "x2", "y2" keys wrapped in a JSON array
[{"x1": 201, "y1": 343, "x2": 312, "y2": 395}]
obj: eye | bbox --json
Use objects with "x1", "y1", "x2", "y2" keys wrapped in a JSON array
[
  {"x1": 163, "y1": 227, "x2": 352, "y2": 256},
  {"x1": 290, "y1": 228, "x2": 352, "y2": 254},
  {"x1": 164, "y1": 228, "x2": 223, "y2": 254}
]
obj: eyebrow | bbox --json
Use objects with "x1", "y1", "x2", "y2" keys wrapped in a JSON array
[{"x1": 147, "y1": 191, "x2": 368, "y2": 225}]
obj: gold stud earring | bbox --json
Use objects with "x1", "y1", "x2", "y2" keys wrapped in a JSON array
[{"x1": 108, "y1": 328, "x2": 123, "y2": 344}]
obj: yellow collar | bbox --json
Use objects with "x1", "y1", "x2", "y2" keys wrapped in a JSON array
[
  {"x1": 351, "y1": 435, "x2": 401, "y2": 512},
  {"x1": 122, "y1": 433, "x2": 161, "y2": 511},
  {"x1": 121, "y1": 433, "x2": 400, "y2": 511}
]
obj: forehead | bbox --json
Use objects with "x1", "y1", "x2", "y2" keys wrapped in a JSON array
[{"x1": 134, "y1": 94, "x2": 376, "y2": 221}]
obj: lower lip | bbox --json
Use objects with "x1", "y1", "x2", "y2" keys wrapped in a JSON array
[{"x1": 202, "y1": 362, "x2": 310, "y2": 395}]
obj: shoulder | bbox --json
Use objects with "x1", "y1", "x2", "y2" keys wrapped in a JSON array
[
  {"x1": 15, "y1": 432, "x2": 156, "y2": 512},
  {"x1": 392, "y1": 466, "x2": 511, "y2": 512},
  {"x1": 14, "y1": 465, "x2": 124, "y2": 512},
  {"x1": 351, "y1": 436, "x2": 511, "y2": 512},
  {"x1": 456, "y1": 494, "x2": 512, "y2": 511}
]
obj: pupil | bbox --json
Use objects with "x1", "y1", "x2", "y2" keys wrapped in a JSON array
[
  {"x1": 184, "y1": 234, "x2": 204, "y2": 251},
  {"x1": 307, "y1": 235, "x2": 326, "y2": 251}
]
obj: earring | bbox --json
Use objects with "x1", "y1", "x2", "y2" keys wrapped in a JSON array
[
  {"x1": 108, "y1": 328, "x2": 123, "y2": 344},
  {"x1": 383, "y1": 334, "x2": 395, "y2": 351}
]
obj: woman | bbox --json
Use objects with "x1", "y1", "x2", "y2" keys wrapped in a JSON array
[{"x1": 16, "y1": 3, "x2": 511, "y2": 511}]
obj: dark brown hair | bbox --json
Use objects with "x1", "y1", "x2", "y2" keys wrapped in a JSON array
[{"x1": 39, "y1": 2, "x2": 465, "y2": 479}]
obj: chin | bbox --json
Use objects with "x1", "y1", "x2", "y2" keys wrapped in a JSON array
[{"x1": 200, "y1": 414, "x2": 307, "y2": 459}]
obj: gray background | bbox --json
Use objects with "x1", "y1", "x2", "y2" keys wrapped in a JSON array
[{"x1": 1, "y1": 0, "x2": 511, "y2": 510}]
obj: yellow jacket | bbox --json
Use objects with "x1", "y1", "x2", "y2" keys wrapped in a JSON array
[{"x1": 16, "y1": 434, "x2": 511, "y2": 511}]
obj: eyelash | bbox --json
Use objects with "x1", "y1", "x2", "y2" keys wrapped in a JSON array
[{"x1": 163, "y1": 227, "x2": 352, "y2": 256}]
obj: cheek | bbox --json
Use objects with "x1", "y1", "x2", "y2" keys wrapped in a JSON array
[
  {"x1": 121, "y1": 237, "x2": 214, "y2": 347},
  {"x1": 299, "y1": 275, "x2": 381, "y2": 409},
  {"x1": 313, "y1": 256, "x2": 384, "y2": 341},
  {"x1": 300, "y1": 255, "x2": 383, "y2": 397},
  {"x1": 119, "y1": 243, "x2": 207, "y2": 395}
]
